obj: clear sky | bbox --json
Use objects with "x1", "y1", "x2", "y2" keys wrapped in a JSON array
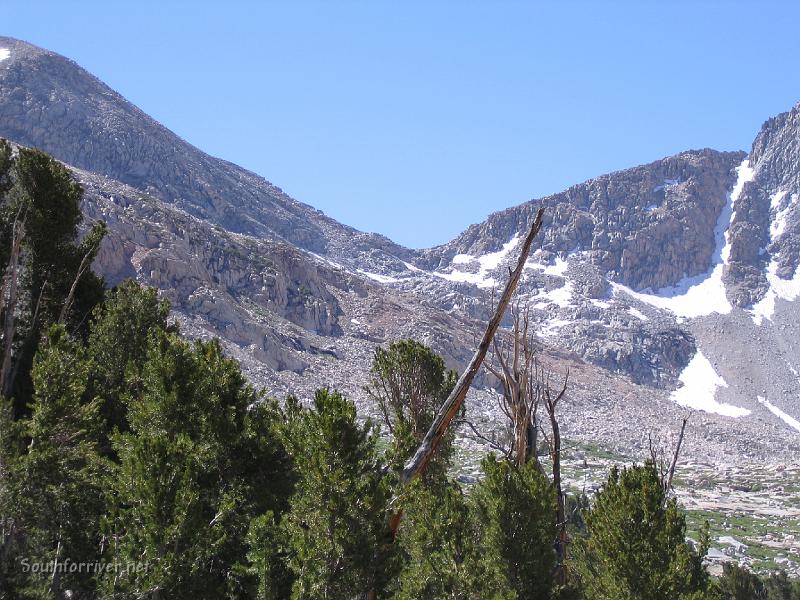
[{"x1": 4, "y1": 1, "x2": 800, "y2": 248}]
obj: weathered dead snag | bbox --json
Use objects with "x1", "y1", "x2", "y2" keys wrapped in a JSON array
[{"x1": 366, "y1": 207, "x2": 545, "y2": 599}]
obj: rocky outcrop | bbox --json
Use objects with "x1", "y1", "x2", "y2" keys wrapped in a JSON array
[
  {"x1": 423, "y1": 150, "x2": 744, "y2": 292},
  {"x1": 3, "y1": 37, "x2": 800, "y2": 463},
  {"x1": 726, "y1": 103, "x2": 800, "y2": 306}
]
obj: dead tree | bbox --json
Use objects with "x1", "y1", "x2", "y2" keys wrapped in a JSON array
[
  {"x1": 0, "y1": 210, "x2": 25, "y2": 398},
  {"x1": 399, "y1": 207, "x2": 545, "y2": 486},
  {"x1": 482, "y1": 306, "x2": 541, "y2": 468},
  {"x1": 468, "y1": 264, "x2": 573, "y2": 586},
  {"x1": 366, "y1": 208, "x2": 546, "y2": 600},
  {"x1": 648, "y1": 415, "x2": 689, "y2": 496},
  {"x1": 540, "y1": 367, "x2": 569, "y2": 586}
]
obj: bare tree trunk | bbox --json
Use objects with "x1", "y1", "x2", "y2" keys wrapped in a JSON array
[
  {"x1": 400, "y1": 207, "x2": 544, "y2": 485},
  {"x1": 366, "y1": 208, "x2": 545, "y2": 600},
  {"x1": 0, "y1": 214, "x2": 25, "y2": 399},
  {"x1": 58, "y1": 244, "x2": 96, "y2": 325},
  {"x1": 650, "y1": 416, "x2": 689, "y2": 497},
  {"x1": 484, "y1": 307, "x2": 540, "y2": 468},
  {"x1": 544, "y1": 370, "x2": 569, "y2": 586},
  {"x1": 665, "y1": 417, "x2": 688, "y2": 493}
]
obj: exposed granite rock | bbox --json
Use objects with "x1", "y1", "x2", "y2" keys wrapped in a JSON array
[
  {"x1": 423, "y1": 150, "x2": 745, "y2": 292},
  {"x1": 2, "y1": 37, "x2": 800, "y2": 466},
  {"x1": 726, "y1": 103, "x2": 800, "y2": 307}
]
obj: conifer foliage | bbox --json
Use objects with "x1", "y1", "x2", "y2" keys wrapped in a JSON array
[
  {"x1": 0, "y1": 143, "x2": 797, "y2": 599},
  {"x1": 280, "y1": 390, "x2": 392, "y2": 599},
  {"x1": 572, "y1": 463, "x2": 712, "y2": 600}
]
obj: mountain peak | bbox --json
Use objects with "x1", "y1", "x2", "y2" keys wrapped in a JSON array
[{"x1": 0, "y1": 38, "x2": 414, "y2": 264}]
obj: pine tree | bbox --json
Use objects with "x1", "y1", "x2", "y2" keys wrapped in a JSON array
[
  {"x1": 365, "y1": 339, "x2": 457, "y2": 479},
  {"x1": 281, "y1": 389, "x2": 392, "y2": 599},
  {"x1": 2, "y1": 147, "x2": 106, "y2": 413},
  {"x1": 246, "y1": 511, "x2": 287, "y2": 600},
  {"x1": 390, "y1": 480, "x2": 490, "y2": 600},
  {"x1": 470, "y1": 455, "x2": 556, "y2": 599},
  {"x1": 8, "y1": 326, "x2": 109, "y2": 598},
  {"x1": 85, "y1": 279, "x2": 171, "y2": 438},
  {"x1": 573, "y1": 463, "x2": 712, "y2": 600},
  {"x1": 764, "y1": 571, "x2": 800, "y2": 600},
  {"x1": 104, "y1": 333, "x2": 292, "y2": 599}
]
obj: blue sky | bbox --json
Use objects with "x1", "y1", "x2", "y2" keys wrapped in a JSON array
[{"x1": 5, "y1": 1, "x2": 800, "y2": 248}]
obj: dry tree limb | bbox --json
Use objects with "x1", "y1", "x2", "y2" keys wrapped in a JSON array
[
  {"x1": 665, "y1": 416, "x2": 688, "y2": 492},
  {"x1": 544, "y1": 367, "x2": 569, "y2": 586},
  {"x1": 650, "y1": 415, "x2": 689, "y2": 493},
  {"x1": 59, "y1": 224, "x2": 104, "y2": 325},
  {"x1": 367, "y1": 207, "x2": 546, "y2": 600},
  {"x1": 0, "y1": 211, "x2": 26, "y2": 398},
  {"x1": 400, "y1": 207, "x2": 545, "y2": 484}
]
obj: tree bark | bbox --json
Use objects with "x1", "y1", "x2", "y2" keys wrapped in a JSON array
[
  {"x1": 0, "y1": 214, "x2": 25, "y2": 398},
  {"x1": 367, "y1": 208, "x2": 546, "y2": 600},
  {"x1": 400, "y1": 207, "x2": 545, "y2": 485}
]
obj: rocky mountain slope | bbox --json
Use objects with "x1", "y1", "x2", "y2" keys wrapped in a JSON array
[{"x1": 1, "y1": 37, "x2": 799, "y2": 471}]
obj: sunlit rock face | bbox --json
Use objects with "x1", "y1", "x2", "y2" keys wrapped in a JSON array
[{"x1": 2, "y1": 36, "x2": 800, "y2": 465}]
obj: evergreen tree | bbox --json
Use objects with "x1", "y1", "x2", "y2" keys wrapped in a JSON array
[
  {"x1": 714, "y1": 562, "x2": 766, "y2": 599},
  {"x1": 8, "y1": 326, "x2": 109, "y2": 598},
  {"x1": 246, "y1": 511, "x2": 290, "y2": 600},
  {"x1": 281, "y1": 389, "x2": 392, "y2": 599},
  {"x1": 470, "y1": 455, "x2": 556, "y2": 600},
  {"x1": 86, "y1": 279, "x2": 171, "y2": 438},
  {"x1": 365, "y1": 339, "x2": 457, "y2": 479},
  {"x1": 390, "y1": 480, "x2": 490, "y2": 600},
  {"x1": 2, "y1": 147, "x2": 105, "y2": 413},
  {"x1": 104, "y1": 333, "x2": 293, "y2": 599},
  {"x1": 764, "y1": 571, "x2": 800, "y2": 600},
  {"x1": 573, "y1": 463, "x2": 712, "y2": 600}
]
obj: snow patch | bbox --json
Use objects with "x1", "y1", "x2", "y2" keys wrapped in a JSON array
[
  {"x1": 357, "y1": 269, "x2": 400, "y2": 284},
  {"x1": 526, "y1": 252, "x2": 574, "y2": 275},
  {"x1": 670, "y1": 351, "x2": 750, "y2": 418},
  {"x1": 769, "y1": 191, "x2": 792, "y2": 239},
  {"x1": 628, "y1": 307, "x2": 649, "y2": 321},
  {"x1": 533, "y1": 281, "x2": 574, "y2": 309},
  {"x1": 537, "y1": 318, "x2": 572, "y2": 338},
  {"x1": 307, "y1": 251, "x2": 347, "y2": 271},
  {"x1": 611, "y1": 160, "x2": 754, "y2": 319},
  {"x1": 402, "y1": 261, "x2": 424, "y2": 273},
  {"x1": 479, "y1": 236, "x2": 520, "y2": 270},
  {"x1": 590, "y1": 299, "x2": 611, "y2": 309},
  {"x1": 0, "y1": 49, "x2": 9, "y2": 63},
  {"x1": 750, "y1": 191, "x2": 800, "y2": 325},
  {"x1": 437, "y1": 235, "x2": 520, "y2": 289},
  {"x1": 722, "y1": 160, "x2": 755, "y2": 263},
  {"x1": 757, "y1": 396, "x2": 800, "y2": 433},
  {"x1": 543, "y1": 255, "x2": 569, "y2": 276},
  {"x1": 451, "y1": 254, "x2": 475, "y2": 265}
]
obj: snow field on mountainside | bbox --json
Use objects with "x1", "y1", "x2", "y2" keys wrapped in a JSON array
[
  {"x1": 757, "y1": 396, "x2": 800, "y2": 433},
  {"x1": 670, "y1": 351, "x2": 750, "y2": 418},
  {"x1": 750, "y1": 191, "x2": 800, "y2": 325},
  {"x1": 612, "y1": 160, "x2": 754, "y2": 319}
]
